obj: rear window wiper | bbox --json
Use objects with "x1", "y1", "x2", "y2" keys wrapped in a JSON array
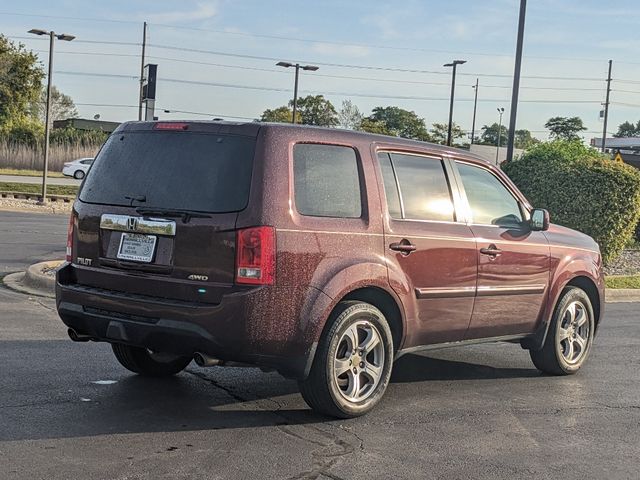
[{"x1": 135, "y1": 207, "x2": 212, "y2": 223}]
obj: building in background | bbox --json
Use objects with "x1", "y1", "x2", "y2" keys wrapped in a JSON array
[{"x1": 591, "y1": 137, "x2": 640, "y2": 169}]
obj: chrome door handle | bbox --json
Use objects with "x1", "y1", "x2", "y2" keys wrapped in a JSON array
[
  {"x1": 389, "y1": 241, "x2": 417, "y2": 255},
  {"x1": 480, "y1": 244, "x2": 502, "y2": 257}
]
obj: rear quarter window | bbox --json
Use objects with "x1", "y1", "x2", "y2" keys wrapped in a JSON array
[{"x1": 293, "y1": 144, "x2": 362, "y2": 218}]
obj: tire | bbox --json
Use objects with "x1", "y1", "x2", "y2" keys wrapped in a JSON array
[
  {"x1": 530, "y1": 287, "x2": 595, "y2": 375},
  {"x1": 73, "y1": 170, "x2": 85, "y2": 179},
  {"x1": 111, "y1": 343, "x2": 192, "y2": 377},
  {"x1": 299, "y1": 301, "x2": 394, "y2": 418}
]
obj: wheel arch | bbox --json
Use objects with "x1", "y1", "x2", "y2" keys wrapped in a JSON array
[{"x1": 523, "y1": 272, "x2": 603, "y2": 351}]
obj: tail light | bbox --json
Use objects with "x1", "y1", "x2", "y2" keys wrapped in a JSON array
[
  {"x1": 235, "y1": 226, "x2": 275, "y2": 285},
  {"x1": 66, "y1": 213, "x2": 76, "y2": 262}
]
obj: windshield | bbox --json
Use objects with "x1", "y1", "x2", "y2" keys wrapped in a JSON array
[{"x1": 79, "y1": 131, "x2": 256, "y2": 213}]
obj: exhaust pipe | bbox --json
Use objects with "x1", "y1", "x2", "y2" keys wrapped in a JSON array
[
  {"x1": 68, "y1": 328, "x2": 92, "y2": 342},
  {"x1": 193, "y1": 352, "x2": 223, "y2": 367}
]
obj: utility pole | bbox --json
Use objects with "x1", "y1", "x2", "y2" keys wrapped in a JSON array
[
  {"x1": 471, "y1": 78, "x2": 479, "y2": 145},
  {"x1": 602, "y1": 59, "x2": 613, "y2": 153},
  {"x1": 506, "y1": 0, "x2": 527, "y2": 163},
  {"x1": 138, "y1": 21, "x2": 147, "y2": 121}
]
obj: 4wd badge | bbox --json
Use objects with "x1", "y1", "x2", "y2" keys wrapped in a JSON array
[{"x1": 188, "y1": 274, "x2": 209, "y2": 281}]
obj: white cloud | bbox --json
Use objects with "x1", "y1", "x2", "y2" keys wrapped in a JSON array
[{"x1": 147, "y1": 2, "x2": 217, "y2": 24}]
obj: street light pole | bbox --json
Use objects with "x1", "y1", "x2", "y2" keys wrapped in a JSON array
[
  {"x1": 444, "y1": 60, "x2": 466, "y2": 146},
  {"x1": 28, "y1": 28, "x2": 75, "y2": 204},
  {"x1": 292, "y1": 64, "x2": 300, "y2": 124},
  {"x1": 496, "y1": 107, "x2": 505, "y2": 165},
  {"x1": 276, "y1": 62, "x2": 319, "y2": 124},
  {"x1": 471, "y1": 78, "x2": 479, "y2": 145}
]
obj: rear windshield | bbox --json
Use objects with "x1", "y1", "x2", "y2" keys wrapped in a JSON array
[{"x1": 79, "y1": 131, "x2": 256, "y2": 213}]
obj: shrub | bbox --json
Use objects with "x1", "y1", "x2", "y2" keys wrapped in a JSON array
[{"x1": 503, "y1": 141, "x2": 640, "y2": 264}]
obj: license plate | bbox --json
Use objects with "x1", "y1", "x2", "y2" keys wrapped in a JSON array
[{"x1": 117, "y1": 233, "x2": 157, "y2": 263}]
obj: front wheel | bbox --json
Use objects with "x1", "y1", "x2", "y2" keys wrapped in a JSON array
[
  {"x1": 529, "y1": 287, "x2": 595, "y2": 375},
  {"x1": 299, "y1": 301, "x2": 394, "y2": 418},
  {"x1": 111, "y1": 343, "x2": 192, "y2": 377}
]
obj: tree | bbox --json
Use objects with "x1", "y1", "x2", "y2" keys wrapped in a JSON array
[
  {"x1": 514, "y1": 129, "x2": 539, "y2": 149},
  {"x1": 337, "y1": 99, "x2": 363, "y2": 130},
  {"x1": 480, "y1": 123, "x2": 509, "y2": 146},
  {"x1": 260, "y1": 106, "x2": 294, "y2": 123},
  {"x1": 359, "y1": 118, "x2": 392, "y2": 136},
  {"x1": 544, "y1": 116, "x2": 587, "y2": 141},
  {"x1": 0, "y1": 34, "x2": 44, "y2": 128},
  {"x1": 364, "y1": 106, "x2": 430, "y2": 141},
  {"x1": 430, "y1": 122, "x2": 464, "y2": 145},
  {"x1": 614, "y1": 120, "x2": 640, "y2": 138},
  {"x1": 31, "y1": 85, "x2": 78, "y2": 127},
  {"x1": 292, "y1": 95, "x2": 338, "y2": 126}
]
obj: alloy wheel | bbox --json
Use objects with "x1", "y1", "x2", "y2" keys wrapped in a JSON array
[
  {"x1": 557, "y1": 300, "x2": 590, "y2": 365},
  {"x1": 333, "y1": 320, "x2": 385, "y2": 403}
]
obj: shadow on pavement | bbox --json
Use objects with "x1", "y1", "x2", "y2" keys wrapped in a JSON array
[{"x1": 0, "y1": 340, "x2": 539, "y2": 442}]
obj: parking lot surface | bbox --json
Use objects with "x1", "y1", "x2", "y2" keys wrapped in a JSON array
[{"x1": 1, "y1": 211, "x2": 638, "y2": 479}]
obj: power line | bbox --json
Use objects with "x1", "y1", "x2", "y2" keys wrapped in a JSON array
[
  {"x1": 2, "y1": 11, "x2": 637, "y2": 66},
  {"x1": 8, "y1": 34, "x2": 624, "y2": 83},
  {"x1": 0, "y1": 11, "x2": 140, "y2": 25},
  {"x1": 54, "y1": 70, "x2": 604, "y2": 104}
]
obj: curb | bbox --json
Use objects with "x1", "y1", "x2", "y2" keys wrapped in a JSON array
[
  {"x1": 2, "y1": 260, "x2": 63, "y2": 299},
  {"x1": 605, "y1": 289, "x2": 640, "y2": 303}
]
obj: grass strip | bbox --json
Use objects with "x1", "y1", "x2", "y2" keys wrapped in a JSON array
[
  {"x1": 0, "y1": 182, "x2": 78, "y2": 196},
  {"x1": 0, "y1": 168, "x2": 65, "y2": 178},
  {"x1": 605, "y1": 275, "x2": 640, "y2": 289}
]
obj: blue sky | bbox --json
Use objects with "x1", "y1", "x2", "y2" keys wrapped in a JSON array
[{"x1": 2, "y1": 0, "x2": 640, "y2": 140}]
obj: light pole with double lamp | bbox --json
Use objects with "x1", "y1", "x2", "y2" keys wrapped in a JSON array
[
  {"x1": 28, "y1": 28, "x2": 75, "y2": 204},
  {"x1": 496, "y1": 107, "x2": 505, "y2": 164},
  {"x1": 444, "y1": 60, "x2": 466, "y2": 146},
  {"x1": 276, "y1": 62, "x2": 319, "y2": 124}
]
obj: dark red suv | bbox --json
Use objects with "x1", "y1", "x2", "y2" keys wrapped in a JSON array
[{"x1": 56, "y1": 121, "x2": 604, "y2": 417}]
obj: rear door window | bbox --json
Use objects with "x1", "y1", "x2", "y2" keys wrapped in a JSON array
[
  {"x1": 293, "y1": 144, "x2": 362, "y2": 218},
  {"x1": 379, "y1": 152, "x2": 455, "y2": 222},
  {"x1": 79, "y1": 131, "x2": 256, "y2": 213}
]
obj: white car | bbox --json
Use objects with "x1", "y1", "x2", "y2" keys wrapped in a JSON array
[{"x1": 62, "y1": 157, "x2": 93, "y2": 179}]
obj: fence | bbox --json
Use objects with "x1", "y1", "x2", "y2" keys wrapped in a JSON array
[{"x1": 0, "y1": 141, "x2": 102, "y2": 172}]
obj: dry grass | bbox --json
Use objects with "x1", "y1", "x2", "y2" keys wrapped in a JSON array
[{"x1": 0, "y1": 141, "x2": 100, "y2": 172}]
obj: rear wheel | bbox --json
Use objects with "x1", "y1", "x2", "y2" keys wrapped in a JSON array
[
  {"x1": 73, "y1": 170, "x2": 85, "y2": 179},
  {"x1": 529, "y1": 287, "x2": 595, "y2": 375},
  {"x1": 299, "y1": 301, "x2": 394, "y2": 418},
  {"x1": 111, "y1": 343, "x2": 192, "y2": 377}
]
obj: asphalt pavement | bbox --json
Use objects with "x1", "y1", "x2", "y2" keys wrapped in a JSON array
[
  {"x1": 1, "y1": 210, "x2": 639, "y2": 479},
  {"x1": 0, "y1": 174, "x2": 80, "y2": 186}
]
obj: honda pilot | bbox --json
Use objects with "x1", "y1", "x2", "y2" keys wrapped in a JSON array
[{"x1": 56, "y1": 121, "x2": 604, "y2": 418}]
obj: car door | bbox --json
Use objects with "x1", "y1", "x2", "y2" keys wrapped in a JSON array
[
  {"x1": 453, "y1": 160, "x2": 550, "y2": 339},
  {"x1": 377, "y1": 151, "x2": 477, "y2": 348}
]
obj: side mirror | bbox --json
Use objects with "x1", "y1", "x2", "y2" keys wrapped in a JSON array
[{"x1": 530, "y1": 208, "x2": 550, "y2": 231}]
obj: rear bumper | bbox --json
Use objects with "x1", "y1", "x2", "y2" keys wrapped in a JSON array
[{"x1": 56, "y1": 263, "x2": 318, "y2": 379}]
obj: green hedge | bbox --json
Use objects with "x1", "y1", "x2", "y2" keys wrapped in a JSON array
[{"x1": 503, "y1": 141, "x2": 640, "y2": 264}]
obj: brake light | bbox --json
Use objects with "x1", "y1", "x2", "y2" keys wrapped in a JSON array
[
  {"x1": 154, "y1": 122, "x2": 189, "y2": 130},
  {"x1": 66, "y1": 213, "x2": 76, "y2": 262},
  {"x1": 235, "y1": 226, "x2": 275, "y2": 285}
]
